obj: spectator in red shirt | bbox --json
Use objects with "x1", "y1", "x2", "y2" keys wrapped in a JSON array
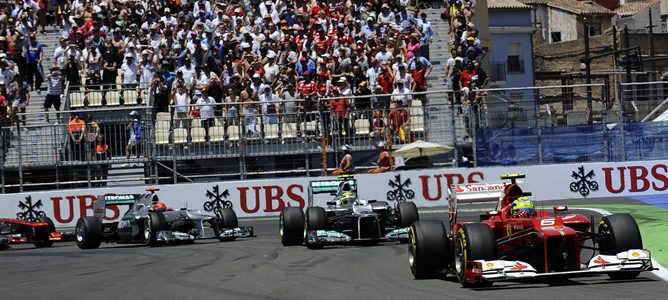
[
  {"x1": 460, "y1": 61, "x2": 477, "y2": 101},
  {"x1": 330, "y1": 88, "x2": 351, "y2": 144},
  {"x1": 411, "y1": 59, "x2": 428, "y2": 103},
  {"x1": 377, "y1": 65, "x2": 394, "y2": 95},
  {"x1": 389, "y1": 99, "x2": 410, "y2": 144}
]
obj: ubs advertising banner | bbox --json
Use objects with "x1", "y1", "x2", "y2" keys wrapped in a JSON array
[{"x1": 1, "y1": 160, "x2": 667, "y2": 227}]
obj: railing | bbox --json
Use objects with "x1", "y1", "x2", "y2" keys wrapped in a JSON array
[{"x1": 3, "y1": 82, "x2": 668, "y2": 192}]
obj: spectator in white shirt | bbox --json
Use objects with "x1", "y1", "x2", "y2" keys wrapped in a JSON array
[
  {"x1": 259, "y1": 86, "x2": 279, "y2": 126},
  {"x1": 196, "y1": 90, "x2": 216, "y2": 142},
  {"x1": 391, "y1": 81, "x2": 412, "y2": 108},
  {"x1": 120, "y1": 54, "x2": 138, "y2": 105}
]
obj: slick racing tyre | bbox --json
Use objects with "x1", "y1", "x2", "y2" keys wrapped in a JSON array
[
  {"x1": 34, "y1": 216, "x2": 56, "y2": 247},
  {"x1": 408, "y1": 221, "x2": 449, "y2": 279},
  {"x1": 280, "y1": 207, "x2": 304, "y2": 246},
  {"x1": 396, "y1": 202, "x2": 419, "y2": 228},
  {"x1": 217, "y1": 208, "x2": 239, "y2": 241},
  {"x1": 599, "y1": 214, "x2": 643, "y2": 280},
  {"x1": 455, "y1": 223, "x2": 497, "y2": 287},
  {"x1": 145, "y1": 212, "x2": 167, "y2": 247},
  {"x1": 75, "y1": 217, "x2": 103, "y2": 250},
  {"x1": 305, "y1": 207, "x2": 326, "y2": 249}
]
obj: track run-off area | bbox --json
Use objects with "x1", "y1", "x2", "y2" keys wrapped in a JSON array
[{"x1": 1, "y1": 197, "x2": 667, "y2": 300}]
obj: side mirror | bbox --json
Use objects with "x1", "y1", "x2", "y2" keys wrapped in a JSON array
[
  {"x1": 367, "y1": 200, "x2": 377, "y2": 204},
  {"x1": 486, "y1": 210, "x2": 500, "y2": 216},
  {"x1": 553, "y1": 205, "x2": 568, "y2": 216},
  {"x1": 326, "y1": 201, "x2": 336, "y2": 206}
]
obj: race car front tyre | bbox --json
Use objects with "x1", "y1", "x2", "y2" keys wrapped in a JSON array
[
  {"x1": 217, "y1": 208, "x2": 239, "y2": 241},
  {"x1": 34, "y1": 216, "x2": 56, "y2": 247},
  {"x1": 217, "y1": 208, "x2": 239, "y2": 229},
  {"x1": 145, "y1": 212, "x2": 167, "y2": 247},
  {"x1": 305, "y1": 207, "x2": 326, "y2": 249},
  {"x1": 455, "y1": 223, "x2": 497, "y2": 287},
  {"x1": 408, "y1": 221, "x2": 449, "y2": 279},
  {"x1": 280, "y1": 207, "x2": 304, "y2": 246},
  {"x1": 598, "y1": 214, "x2": 643, "y2": 280},
  {"x1": 397, "y1": 202, "x2": 419, "y2": 228},
  {"x1": 75, "y1": 217, "x2": 102, "y2": 250}
]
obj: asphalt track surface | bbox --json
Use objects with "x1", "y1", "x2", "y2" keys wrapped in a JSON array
[{"x1": 1, "y1": 197, "x2": 668, "y2": 300}]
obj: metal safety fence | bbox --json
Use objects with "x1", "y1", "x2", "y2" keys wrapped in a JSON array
[{"x1": 3, "y1": 82, "x2": 668, "y2": 192}]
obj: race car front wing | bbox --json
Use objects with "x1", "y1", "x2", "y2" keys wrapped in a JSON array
[
  {"x1": 219, "y1": 226, "x2": 255, "y2": 239},
  {"x1": 466, "y1": 249, "x2": 654, "y2": 282},
  {"x1": 305, "y1": 227, "x2": 410, "y2": 245}
]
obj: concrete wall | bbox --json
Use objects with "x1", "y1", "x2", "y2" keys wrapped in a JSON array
[
  {"x1": 548, "y1": 8, "x2": 579, "y2": 42},
  {"x1": 489, "y1": 33, "x2": 536, "y2": 88}
]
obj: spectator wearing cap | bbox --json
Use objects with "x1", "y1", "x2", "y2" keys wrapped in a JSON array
[
  {"x1": 25, "y1": 33, "x2": 43, "y2": 93},
  {"x1": 355, "y1": 80, "x2": 374, "y2": 132},
  {"x1": 263, "y1": 51, "x2": 280, "y2": 84},
  {"x1": 120, "y1": 53, "x2": 138, "y2": 105},
  {"x1": 177, "y1": 56, "x2": 196, "y2": 90},
  {"x1": 68, "y1": 113, "x2": 85, "y2": 161},
  {"x1": 85, "y1": 114, "x2": 100, "y2": 161},
  {"x1": 124, "y1": 110, "x2": 142, "y2": 165},
  {"x1": 411, "y1": 57, "x2": 429, "y2": 103},
  {"x1": 329, "y1": 88, "x2": 351, "y2": 145},
  {"x1": 196, "y1": 89, "x2": 216, "y2": 143},
  {"x1": 378, "y1": 4, "x2": 395, "y2": 25},
  {"x1": 159, "y1": 8, "x2": 177, "y2": 27},
  {"x1": 53, "y1": 38, "x2": 68, "y2": 70},
  {"x1": 259, "y1": 85, "x2": 279, "y2": 138}
]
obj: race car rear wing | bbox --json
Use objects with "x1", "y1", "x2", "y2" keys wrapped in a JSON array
[
  {"x1": 98, "y1": 194, "x2": 141, "y2": 206},
  {"x1": 307, "y1": 176, "x2": 357, "y2": 206},
  {"x1": 447, "y1": 174, "x2": 528, "y2": 230}
]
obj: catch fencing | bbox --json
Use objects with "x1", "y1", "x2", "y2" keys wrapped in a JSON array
[{"x1": 3, "y1": 81, "x2": 668, "y2": 192}]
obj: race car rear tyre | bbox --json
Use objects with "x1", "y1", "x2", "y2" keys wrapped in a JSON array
[
  {"x1": 217, "y1": 208, "x2": 239, "y2": 241},
  {"x1": 34, "y1": 216, "x2": 56, "y2": 247},
  {"x1": 408, "y1": 221, "x2": 450, "y2": 279},
  {"x1": 397, "y1": 202, "x2": 419, "y2": 228},
  {"x1": 455, "y1": 223, "x2": 497, "y2": 287},
  {"x1": 145, "y1": 212, "x2": 167, "y2": 247},
  {"x1": 305, "y1": 207, "x2": 326, "y2": 249},
  {"x1": 75, "y1": 217, "x2": 102, "y2": 250},
  {"x1": 599, "y1": 214, "x2": 643, "y2": 280},
  {"x1": 280, "y1": 207, "x2": 304, "y2": 246}
]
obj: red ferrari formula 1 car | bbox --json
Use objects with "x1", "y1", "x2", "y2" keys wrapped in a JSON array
[
  {"x1": 0, "y1": 217, "x2": 66, "y2": 249},
  {"x1": 408, "y1": 174, "x2": 655, "y2": 287}
]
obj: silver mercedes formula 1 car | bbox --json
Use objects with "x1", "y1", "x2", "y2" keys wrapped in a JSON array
[
  {"x1": 75, "y1": 188, "x2": 254, "y2": 249},
  {"x1": 279, "y1": 175, "x2": 419, "y2": 248}
]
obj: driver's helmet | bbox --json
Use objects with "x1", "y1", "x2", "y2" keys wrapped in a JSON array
[
  {"x1": 152, "y1": 202, "x2": 167, "y2": 212},
  {"x1": 151, "y1": 194, "x2": 166, "y2": 211},
  {"x1": 511, "y1": 197, "x2": 535, "y2": 218},
  {"x1": 337, "y1": 191, "x2": 358, "y2": 206}
]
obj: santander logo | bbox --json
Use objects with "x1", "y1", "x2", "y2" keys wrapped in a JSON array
[
  {"x1": 510, "y1": 262, "x2": 528, "y2": 271},
  {"x1": 593, "y1": 256, "x2": 610, "y2": 264}
]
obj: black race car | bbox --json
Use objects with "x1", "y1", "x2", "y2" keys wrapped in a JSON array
[
  {"x1": 279, "y1": 175, "x2": 419, "y2": 248},
  {"x1": 75, "y1": 188, "x2": 254, "y2": 249}
]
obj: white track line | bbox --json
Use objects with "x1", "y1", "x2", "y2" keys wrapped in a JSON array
[{"x1": 579, "y1": 207, "x2": 668, "y2": 282}]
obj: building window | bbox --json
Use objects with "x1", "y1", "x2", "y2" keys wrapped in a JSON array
[
  {"x1": 589, "y1": 23, "x2": 602, "y2": 36},
  {"x1": 507, "y1": 43, "x2": 525, "y2": 73},
  {"x1": 551, "y1": 32, "x2": 562, "y2": 43},
  {"x1": 490, "y1": 61, "x2": 506, "y2": 82}
]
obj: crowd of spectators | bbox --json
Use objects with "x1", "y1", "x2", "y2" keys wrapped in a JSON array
[
  {"x1": 442, "y1": 0, "x2": 488, "y2": 139},
  {"x1": 18, "y1": 0, "x2": 442, "y2": 146}
]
